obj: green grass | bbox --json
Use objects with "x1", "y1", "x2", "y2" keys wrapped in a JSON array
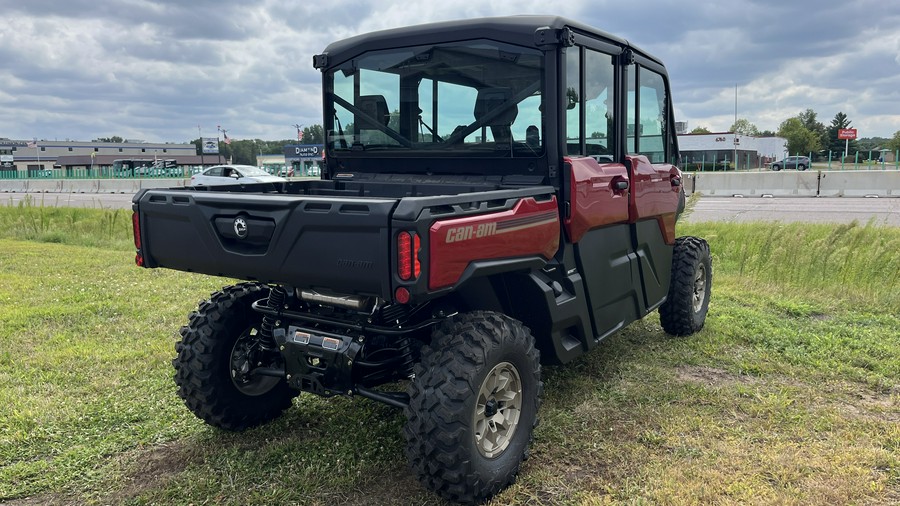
[
  {"x1": 0, "y1": 195, "x2": 134, "y2": 250},
  {"x1": 0, "y1": 205, "x2": 898, "y2": 505}
]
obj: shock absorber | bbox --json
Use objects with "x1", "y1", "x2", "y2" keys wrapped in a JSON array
[{"x1": 258, "y1": 285, "x2": 287, "y2": 351}]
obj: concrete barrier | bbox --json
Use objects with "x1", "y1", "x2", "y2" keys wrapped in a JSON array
[
  {"x1": 690, "y1": 171, "x2": 820, "y2": 197},
  {"x1": 0, "y1": 180, "x2": 28, "y2": 192},
  {"x1": 139, "y1": 178, "x2": 187, "y2": 189},
  {"x1": 818, "y1": 170, "x2": 900, "y2": 197},
  {"x1": 61, "y1": 179, "x2": 100, "y2": 193},
  {"x1": 98, "y1": 179, "x2": 141, "y2": 194},
  {"x1": 26, "y1": 180, "x2": 64, "y2": 193}
]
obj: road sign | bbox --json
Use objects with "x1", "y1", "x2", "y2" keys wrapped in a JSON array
[{"x1": 838, "y1": 128, "x2": 857, "y2": 140}]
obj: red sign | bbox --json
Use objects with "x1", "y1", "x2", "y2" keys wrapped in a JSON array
[{"x1": 838, "y1": 128, "x2": 857, "y2": 140}]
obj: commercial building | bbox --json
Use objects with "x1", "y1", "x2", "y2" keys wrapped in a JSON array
[
  {"x1": 677, "y1": 133, "x2": 787, "y2": 170},
  {"x1": 0, "y1": 138, "x2": 217, "y2": 176}
]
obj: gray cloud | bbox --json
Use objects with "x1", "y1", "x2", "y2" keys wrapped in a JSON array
[{"x1": 0, "y1": 0, "x2": 898, "y2": 142}]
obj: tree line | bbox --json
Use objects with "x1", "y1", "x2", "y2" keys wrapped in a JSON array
[
  {"x1": 690, "y1": 110, "x2": 900, "y2": 160},
  {"x1": 186, "y1": 125, "x2": 324, "y2": 166}
]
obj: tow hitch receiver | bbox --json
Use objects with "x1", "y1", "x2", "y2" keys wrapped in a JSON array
[{"x1": 273, "y1": 326, "x2": 361, "y2": 397}]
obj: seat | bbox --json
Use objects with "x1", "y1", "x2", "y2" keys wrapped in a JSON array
[
  {"x1": 356, "y1": 95, "x2": 390, "y2": 128},
  {"x1": 473, "y1": 88, "x2": 518, "y2": 143}
]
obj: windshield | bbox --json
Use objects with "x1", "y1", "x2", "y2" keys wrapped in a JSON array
[{"x1": 326, "y1": 39, "x2": 544, "y2": 157}]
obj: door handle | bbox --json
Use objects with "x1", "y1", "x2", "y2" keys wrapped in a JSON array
[{"x1": 611, "y1": 176, "x2": 629, "y2": 191}]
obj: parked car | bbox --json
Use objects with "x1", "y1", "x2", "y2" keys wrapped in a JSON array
[
  {"x1": 189, "y1": 165, "x2": 286, "y2": 186},
  {"x1": 770, "y1": 156, "x2": 810, "y2": 171},
  {"x1": 278, "y1": 166, "x2": 295, "y2": 177}
]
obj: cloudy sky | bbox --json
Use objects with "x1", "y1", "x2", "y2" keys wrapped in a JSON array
[{"x1": 1, "y1": 0, "x2": 899, "y2": 143}]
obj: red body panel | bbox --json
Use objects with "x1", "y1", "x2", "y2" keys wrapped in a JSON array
[
  {"x1": 428, "y1": 197, "x2": 560, "y2": 290},
  {"x1": 626, "y1": 155, "x2": 681, "y2": 245},
  {"x1": 564, "y1": 156, "x2": 630, "y2": 243}
]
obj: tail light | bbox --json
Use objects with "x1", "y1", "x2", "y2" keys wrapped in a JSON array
[
  {"x1": 132, "y1": 212, "x2": 144, "y2": 267},
  {"x1": 397, "y1": 231, "x2": 422, "y2": 281}
]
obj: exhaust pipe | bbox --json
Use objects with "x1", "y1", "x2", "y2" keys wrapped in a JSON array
[{"x1": 299, "y1": 289, "x2": 375, "y2": 312}]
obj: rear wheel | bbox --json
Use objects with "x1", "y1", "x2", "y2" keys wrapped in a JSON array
[
  {"x1": 660, "y1": 237, "x2": 712, "y2": 336},
  {"x1": 403, "y1": 311, "x2": 541, "y2": 504},
  {"x1": 174, "y1": 282, "x2": 296, "y2": 431}
]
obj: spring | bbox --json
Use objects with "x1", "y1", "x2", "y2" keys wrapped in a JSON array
[{"x1": 258, "y1": 285, "x2": 287, "y2": 350}]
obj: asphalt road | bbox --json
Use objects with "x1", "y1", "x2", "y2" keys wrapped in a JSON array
[{"x1": 4, "y1": 191, "x2": 899, "y2": 226}]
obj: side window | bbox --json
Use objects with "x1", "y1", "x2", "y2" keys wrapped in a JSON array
[
  {"x1": 205, "y1": 167, "x2": 223, "y2": 177},
  {"x1": 637, "y1": 69, "x2": 667, "y2": 163},
  {"x1": 626, "y1": 69, "x2": 637, "y2": 154},
  {"x1": 584, "y1": 49, "x2": 615, "y2": 160},
  {"x1": 564, "y1": 48, "x2": 581, "y2": 155},
  {"x1": 565, "y1": 46, "x2": 616, "y2": 158}
]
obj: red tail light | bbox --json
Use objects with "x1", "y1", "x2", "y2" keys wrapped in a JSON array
[
  {"x1": 132, "y1": 212, "x2": 144, "y2": 266},
  {"x1": 398, "y1": 231, "x2": 412, "y2": 280},
  {"x1": 132, "y1": 212, "x2": 141, "y2": 250},
  {"x1": 397, "y1": 231, "x2": 422, "y2": 282},
  {"x1": 413, "y1": 233, "x2": 421, "y2": 278}
]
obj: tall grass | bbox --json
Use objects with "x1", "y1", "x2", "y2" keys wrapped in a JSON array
[
  {"x1": 0, "y1": 195, "x2": 132, "y2": 250},
  {"x1": 682, "y1": 220, "x2": 900, "y2": 310}
]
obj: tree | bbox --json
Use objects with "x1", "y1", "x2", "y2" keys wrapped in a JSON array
[
  {"x1": 690, "y1": 126, "x2": 711, "y2": 134},
  {"x1": 887, "y1": 130, "x2": 900, "y2": 153},
  {"x1": 300, "y1": 125, "x2": 325, "y2": 144},
  {"x1": 797, "y1": 109, "x2": 827, "y2": 156},
  {"x1": 96, "y1": 136, "x2": 124, "y2": 143},
  {"x1": 729, "y1": 118, "x2": 759, "y2": 136},
  {"x1": 826, "y1": 112, "x2": 858, "y2": 155},
  {"x1": 777, "y1": 117, "x2": 820, "y2": 155}
]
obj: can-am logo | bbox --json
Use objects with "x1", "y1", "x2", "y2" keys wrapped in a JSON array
[{"x1": 233, "y1": 217, "x2": 248, "y2": 239}]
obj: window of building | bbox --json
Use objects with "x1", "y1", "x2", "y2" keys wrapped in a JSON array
[
  {"x1": 41, "y1": 147, "x2": 46, "y2": 151},
  {"x1": 118, "y1": 148, "x2": 123, "y2": 152},
  {"x1": 141, "y1": 148, "x2": 146, "y2": 152},
  {"x1": 94, "y1": 148, "x2": 99, "y2": 152}
]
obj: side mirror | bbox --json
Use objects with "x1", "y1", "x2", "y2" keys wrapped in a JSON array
[{"x1": 231, "y1": 173, "x2": 240, "y2": 179}]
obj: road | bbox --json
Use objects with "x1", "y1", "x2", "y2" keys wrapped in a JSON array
[{"x1": 4, "y1": 191, "x2": 899, "y2": 226}]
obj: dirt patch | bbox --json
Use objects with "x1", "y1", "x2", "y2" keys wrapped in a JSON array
[
  {"x1": 103, "y1": 442, "x2": 193, "y2": 504},
  {"x1": 829, "y1": 385, "x2": 900, "y2": 423},
  {"x1": 675, "y1": 365, "x2": 759, "y2": 387}
]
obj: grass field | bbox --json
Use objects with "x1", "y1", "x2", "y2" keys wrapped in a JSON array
[{"x1": 0, "y1": 202, "x2": 898, "y2": 505}]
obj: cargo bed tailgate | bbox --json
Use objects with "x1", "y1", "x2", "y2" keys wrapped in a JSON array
[{"x1": 134, "y1": 190, "x2": 397, "y2": 298}]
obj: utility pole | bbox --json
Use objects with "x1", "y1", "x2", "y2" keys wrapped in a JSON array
[{"x1": 198, "y1": 125, "x2": 205, "y2": 169}]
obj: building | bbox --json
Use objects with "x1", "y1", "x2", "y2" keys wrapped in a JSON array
[
  {"x1": 677, "y1": 133, "x2": 787, "y2": 170},
  {"x1": 0, "y1": 138, "x2": 219, "y2": 177},
  {"x1": 284, "y1": 144, "x2": 324, "y2": 176}
]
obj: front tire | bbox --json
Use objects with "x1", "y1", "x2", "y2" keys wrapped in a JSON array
[
  {"x1": 174, "y1": 282, "x2": 296, "y2": 431},
  {"x1": 660, "y1": 237, "x2": 712, "y2": 336},
  {"x1": 403, "y1": 312, "x2": 541, "y2": 504}
]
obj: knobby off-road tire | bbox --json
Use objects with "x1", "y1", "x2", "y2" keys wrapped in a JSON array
[
  {"x1": 660, "y1": 236, "x2": 712, "y2": 336},
  {"x1": 174, "y1": 282, "x2": 296, "y2": 431},
  {"x1": 403, "y1": 311, "x2": 542, "y2": 504}
]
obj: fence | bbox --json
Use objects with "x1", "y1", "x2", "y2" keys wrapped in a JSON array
[
  {"x1": 688, "y1": 149, "x2": 899, "y2": 172},
  {"x1": 0, "y1": 165, "x2": 286, "y2": 180}
]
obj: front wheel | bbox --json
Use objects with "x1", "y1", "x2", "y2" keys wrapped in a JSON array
[
  {"x1": 403, "y1": 312, "x2": 542, "y2": 504},
  {"x1": 772, "y1": 165, "x2": 782, "y2": 171},
  {"x1": 173, "y1": 282, "x2": 296, "y2": 431},
  {"x1": 660, "y1": 236, "x2": 712, "y2": 336}
]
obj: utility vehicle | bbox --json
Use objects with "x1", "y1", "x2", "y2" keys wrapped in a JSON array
[{"x1": 132, "y1": 16, "x2": 711, "y2": 504}]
